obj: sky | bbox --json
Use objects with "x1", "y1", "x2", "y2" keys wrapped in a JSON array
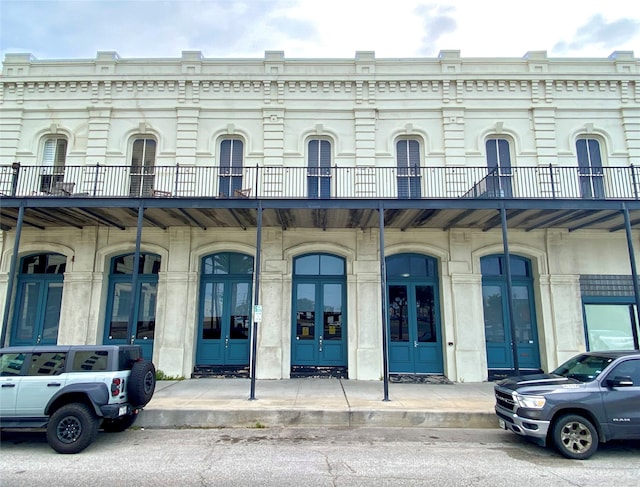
[{"x1": 0, "y1": 0, "x2": 639, "y2": 61}]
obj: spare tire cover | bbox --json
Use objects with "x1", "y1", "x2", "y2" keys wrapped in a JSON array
[{"x1": 128, "y1": 360, "x2": 156, "y2": 406}]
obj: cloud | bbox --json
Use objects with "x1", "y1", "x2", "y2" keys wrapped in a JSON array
[
  {"x1": 0, "y1": 0, "x2": 308, "y2": 59},
  {"x1": 553, "y1": 14, "x2": 640, "y2": 54},
  {"x1": 414, "y1": 4, "x2": 458, "y2": 56}
]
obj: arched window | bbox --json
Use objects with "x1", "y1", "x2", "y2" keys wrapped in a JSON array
[
  {"x1": 39, "y1": 136, "x2": 68, "y2": 193},
  {"x1": 396, "y1": 139, "x2": 421, "y2": 199},
  {"x1": 576, "y1": 137, "x2": 604, "y2": 199},
  {"x1": 307, "y1": 139, "x2": 331, "y2": 198},
  {"x1": 485, "y1": 138, "x2": 513, "y2": 197},
  {"x1": 129, "y1": 137, "x2": 157, "y2": 197},
  {"x1": 218, "y1": 138, "x2": 244, "y2": 197}
]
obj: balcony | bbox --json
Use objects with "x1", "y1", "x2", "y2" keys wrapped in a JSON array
[
  {"x1": 2, "y1": 163, "x2": 640, "y2": 200},
  {"x1": 2, "y1": 163, "x2": 640, "y2": 233}
]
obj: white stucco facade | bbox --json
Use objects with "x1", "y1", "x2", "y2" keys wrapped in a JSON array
[{"x1": 1, "y1": 50, "x2": 639, "y2": 382}]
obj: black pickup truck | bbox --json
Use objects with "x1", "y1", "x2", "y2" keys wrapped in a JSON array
[{"x1": 494, "y1": 350, "x2": 640, "y2": 459}]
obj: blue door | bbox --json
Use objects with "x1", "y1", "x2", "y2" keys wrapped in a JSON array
[
  {"x1": 482, "y1": 255, "x2": 540, "y2": 370},
  {"x1": 11, "y1": 253, "x2": 66, "y2": 346},
  {"x1": 386, "y1": 254, "x2": 443, "y2": 374},
  {"x1": 104, "y1": 253, "x2": 160, "y2": 360},
  {"x1": 388, "y1": 283, "x2": 443, "y2": 373},
  {"x1": 291, "y1": 254, "x2": 347, "y2": 367},
  {"x1": 196, "y1": 253, "x2": 253, "y2": 366}
]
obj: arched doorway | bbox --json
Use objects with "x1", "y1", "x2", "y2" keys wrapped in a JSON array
[
  {"x1": 386, "y1": 253, "x2": 443, "y2": 374},
  {"x1": 481, "y1": 254, "x2": 540, "y2": 372},
  {"x1": 11, "y1": 253, "x2": 66, "y2": 346},
  {"x1": 103, "y1": 253, "x2": 160, "y2": 360},
  {"x1": 291, "y1": 253, "x2": 347, "y2": 375},
  {"x1": 196, "y1": 252, "x2": 254, "y2": 368}
]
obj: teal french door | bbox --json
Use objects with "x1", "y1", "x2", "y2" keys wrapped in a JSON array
[
  {"x1": 104, "y1": 253, "x2": 160, "y2": 360},
  {"x1": 292, "y1": 281, "x2": 346, "y2": 365},
  {"x1": 291, "y1": 254, "x2": 347, "y2": 367},
  {"x1": 386, "y1": 254, "x2": 443, "y2": 374},
  {"x1": 197, "y1": 279, "x2": 252, "y2": 365},
  {"x1": 11, "y1": 253, "x2": 66, "y2": 346},
  {"x1": 482, "y1": 255, "x2": 540, "y2": 370},
  {"x1": 388, "y1": 283, "x2": 443, "y2": 373},
  {"x1": 196, "y1": 253, "x2": 253, "y2": 366}
]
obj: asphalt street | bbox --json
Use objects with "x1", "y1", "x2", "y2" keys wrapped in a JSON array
[{"x1": 1, "y1": 427, "x2": 639, "y2": 486}]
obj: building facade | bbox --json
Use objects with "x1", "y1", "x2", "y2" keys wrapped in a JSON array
[{"x1": 1, "y1": 50, "x2": 639, "y2": 383}]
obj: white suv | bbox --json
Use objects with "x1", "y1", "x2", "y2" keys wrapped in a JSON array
[{"x1": 0, "y1": 344, "x2": 156, "y2": 453}]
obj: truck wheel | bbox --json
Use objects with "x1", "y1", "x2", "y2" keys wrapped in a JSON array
[
  {"x1": 46, "y1": 403, "x2": 99, "y2": 454},
  {"x1": 102, "y1": 413, "x2": 138, "y2": 433},
  {"x1": 552, "y1": 414, "x2": 599, "y2": 460},
  {"x1": 128, "y1": 360, "x2": 156, "y2": 407}
]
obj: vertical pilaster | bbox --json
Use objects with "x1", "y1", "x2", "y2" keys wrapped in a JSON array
[
  {"x1": 354, "y1": 109, "x2": 376, "y2": 166},
  {"x1": 157, "y1": 227, "x2": 193, "y2": 377},
  {"x1": 175, "y1": 108, "x2": 200, "y2": 165},
  {"x1": 622, "y1": 107, "x2": 640, "y2": 162},
  {"x1": 442, "y1": 108, "x2": 465, "y2": 166},
  {"x1": 443, "y1": 108, "x2": 466, "y2": 197},
  {"x1": 0, "y1": 109, "x2": 24, "y2": 161},
  {"x1": 85, "y1": 107, "x2": 112, "y2": 164},
  {"x1": 532, "y1": 107, "x2": 558, "y2": 166},
  {"x1": 263, "y1": 109, "x2": 284, "y2": 166}
]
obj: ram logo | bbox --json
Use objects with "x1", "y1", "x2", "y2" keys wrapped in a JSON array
[{"x1": 612, "y1": 418, "x2": 631, "y2": 422}]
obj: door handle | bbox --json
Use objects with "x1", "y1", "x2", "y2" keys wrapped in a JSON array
[
  {"x1": 47, "y1": 383, "x2": 62, "y2": 387},
  {"x1": 319, "y1": 335, "x2": 323, "y2": 352},
  {"x1": 36, "y1": 335, "x2": 42, "y2": 344},
  {"x1": 225, "y1": 336, "x2": 229, "y2": 348},
  {"x1": 1, "y1": 383, "x2": 16, "y2": 388},
  {"x1": 130, "y1": 335, "x2": 135, "y2": 344},
  {"x1": 414, "y1": 340, "x2": 419, "y2": 348}
]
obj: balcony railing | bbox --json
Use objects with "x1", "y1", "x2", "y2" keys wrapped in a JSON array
[{"x1": 2, "y1": 163, "x2": 640, "y2": 201}]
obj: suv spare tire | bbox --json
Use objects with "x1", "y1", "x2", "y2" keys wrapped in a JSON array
[{"x1": 127, "y1": 360, "x2": 156, "y2": 407}]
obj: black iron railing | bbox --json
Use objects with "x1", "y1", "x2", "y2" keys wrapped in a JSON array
[{"x1": 1, "y1": 163, "x2": 640, "y2": 200}]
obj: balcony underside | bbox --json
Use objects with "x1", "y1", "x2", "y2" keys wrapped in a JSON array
[{"x1": 2, "y1": 197, "x2": 640, "y2": 233}]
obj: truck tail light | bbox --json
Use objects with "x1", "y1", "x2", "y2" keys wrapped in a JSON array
[{"x1": 111, "y1": 378, "x2": 122, "y2": 396}]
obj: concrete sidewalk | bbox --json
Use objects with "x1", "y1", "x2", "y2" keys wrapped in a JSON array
[{"x1": 138, "y1": 378, "x2": 498, "y2": 429}]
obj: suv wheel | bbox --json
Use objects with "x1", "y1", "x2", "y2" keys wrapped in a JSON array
[
  {"x1": 46, "y1": 403, "x2": 100, "y2": 454},
  {"x1": 128, "y1": 360, "x2": 156, "y2": 407},
  {"x1": 102, "y1": 413, "x2": 139, "y2": 433},
  {"x1": 552, "y1": 414, "x2": 599, "y2": 460}
]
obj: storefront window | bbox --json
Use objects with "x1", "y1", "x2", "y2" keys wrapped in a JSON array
[{"x1": 583, "y1": 303, "x2": 638, "y2": 351}]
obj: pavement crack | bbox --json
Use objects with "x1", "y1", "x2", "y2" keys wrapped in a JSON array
[{"x1": 338, "y1": 378, "x2": 351, "y2": 409}]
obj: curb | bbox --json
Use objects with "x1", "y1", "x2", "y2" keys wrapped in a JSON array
[{"x1": 137, "y1": 409, "x2": 498, "y2": 429}]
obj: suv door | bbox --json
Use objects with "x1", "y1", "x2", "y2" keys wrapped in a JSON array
[
  {"x1": 0, "y1": 352, "x2": 28, "y2": 418},
  {"x1": 600, "y1": 358, "x2": 640, "y2": 439},
  {"x1": 14, "y1": 351, "x2": 68, "y2": 417}
]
